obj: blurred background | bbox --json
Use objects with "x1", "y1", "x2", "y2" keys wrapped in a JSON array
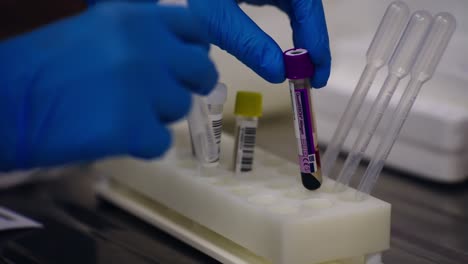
[
  {"x1": 1, "y1": 1, "x2": 468, "y2": 264},
  {"x1": 215, "y1": 0, "x2": 468, "y2": 183}
]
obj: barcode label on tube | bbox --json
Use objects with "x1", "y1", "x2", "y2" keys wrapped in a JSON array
[
  {"x1": 235, "y1": 121, "x2": 257, "y2": 173},
  {"x1": 240, "y1": 127, "x2": 256, "y2": 172},
  {"x1": 309, "y1": 154, "x2": 317, "y2": 173},
  {"x1": 212, "y1": 119, "x2": 222, "y2": 145}
]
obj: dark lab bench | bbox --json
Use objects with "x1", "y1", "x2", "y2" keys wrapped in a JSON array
[{"x1": 1, "y1": 114, "x2": 468, "y2": 264}]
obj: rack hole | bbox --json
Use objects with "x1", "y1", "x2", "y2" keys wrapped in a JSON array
[
  {"x1": 248, "y1": 194, "x2": 277, "y2": 206},
  {"x1": 262, "y1": 158, "x2": 284, "y2": 167},
  {"x1": 177, "y1": 159, "x2": 196, "y2": 169},
  {"x1": 277, "y1": 165, "x2": 298, "y2": 176},
  {"x1": 302, "y1": 198, "x2": 334, "y2": 209},
  {"x1": 266, "y1": 180, "x2": 294, "y2": 190},
  {"x1": 284, "y1": 189, "x2": 320, "y2": 200},
  {"x1": 213, "y1": 177, "x2": 240, "y2": 187},
  {"x1": 268, "y1": 204, "x2": 300, "y2": 215},
  {"x1": 230, "y1": 186, "x2": 255, "y2": 197}
]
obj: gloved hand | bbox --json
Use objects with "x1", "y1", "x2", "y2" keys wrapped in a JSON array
[
  {"x1": 188, "y1": 0, "x2": 331, "y2": 87},
  {"x1": 0, "y1": 2, "x2": 218, "y2": 171}
]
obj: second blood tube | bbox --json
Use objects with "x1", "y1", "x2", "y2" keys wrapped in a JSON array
[{"x1": 284, "y1": 48, "x2": 322, "y2": 190}]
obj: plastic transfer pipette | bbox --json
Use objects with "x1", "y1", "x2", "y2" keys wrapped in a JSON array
[
  {"x1": 356, "y1": 13, "x2": 456, "y2": 200},
  {"x1": 322, "y1": 1, "x2": 410, "y2": 177},
  {"x1": 334, "y1": 11, "x2": 433, "y2": 190}
]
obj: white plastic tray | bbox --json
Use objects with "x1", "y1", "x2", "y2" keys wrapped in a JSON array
[{"x1": 94, "y1": 124, "x2": 390, "y2": 264}]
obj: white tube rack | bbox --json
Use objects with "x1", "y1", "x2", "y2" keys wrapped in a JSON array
[{"x1": 94, "y1": 124, "x2": 390, "y2": 264}]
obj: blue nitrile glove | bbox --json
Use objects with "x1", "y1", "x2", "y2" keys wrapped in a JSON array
[
  {"x1": 188, "y1": 0, "x2": 331, "y2": 87},
  {"x1": 0, "y1": 2, "x2": 218, "y2": 171}
]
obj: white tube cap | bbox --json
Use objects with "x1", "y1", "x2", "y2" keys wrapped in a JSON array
[{"x1": 205, "y1": 83, "x2": 228, "y2": 105}]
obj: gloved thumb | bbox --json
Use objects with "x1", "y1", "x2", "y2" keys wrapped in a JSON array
[{"x1": 188, "y1": 0, "x2": 285, "y2": 83}]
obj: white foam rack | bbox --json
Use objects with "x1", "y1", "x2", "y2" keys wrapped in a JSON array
[{"x1": 94, "y1": 124, "x2": 391, "y2": 264}]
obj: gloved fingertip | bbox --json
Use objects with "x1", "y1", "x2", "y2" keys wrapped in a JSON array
[
  {"x1": 188, "y1": 68, "x2": 218, "y2": 97},
  {"x1": 131, "y1": 124, "x2": 172, "y2": 159},
  {"x1": 84, "y1": 0, "x2": 96, "y2": 6},
  {"x1": 155, "y1": 5, "x2": 211, "y2": 47},
  {"x1": 197, "y1": 41, "x2": 210, "y2": 52},
  {"x1": 199, "y1": 67, "x2": 219, "y2": 96},
  {"x1": 256, "y1": 48, "x2": 286, "y2": 84},
  {"x1": 204, "y1": 0, "x2": 285, "y2": 84},
  {"x1": 263, "y1": 73, "x2": 286, "y2": 84},
  {"x1": 310, "y1": 64, "x2": 331, "y2": 88},
  {"x1": 261, "y1": 64, "x2": 285, "y2": 83}
]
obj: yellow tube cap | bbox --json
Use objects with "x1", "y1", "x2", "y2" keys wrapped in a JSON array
[{"x1": 234, "y1": 91, "x2": 263, "y2": 117}]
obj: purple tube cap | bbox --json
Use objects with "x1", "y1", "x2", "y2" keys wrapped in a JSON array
[{"x1": 283, "y1": 48, "x2": 315, "y2": 80}]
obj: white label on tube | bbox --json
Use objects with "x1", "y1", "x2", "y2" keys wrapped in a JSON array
[
  {"x1": 289, "y1": 85, "x2": 303, "y2": 156},
  {"x1": 209, "y1": 114, "x2": 223, "y2": 147},
  {"x1": 235, "y1": 120, "x2": 257, "y2": 173}
]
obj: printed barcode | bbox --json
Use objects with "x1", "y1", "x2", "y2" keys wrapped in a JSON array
[
  {"x1": 212, "y1": 119, "x2": 222, "y2": 144},
  {"x1": 309, "y1": 154, "x2": 317, "y2": 173},
  {"x1": 309, "y1": 155, "x2": 315, "y2": 162},
  {"x1": 241, "y1": 127, "x2": 256, "y2": 172}
]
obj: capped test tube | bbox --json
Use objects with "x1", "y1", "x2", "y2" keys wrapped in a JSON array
[
  {"x1": 204, "y1": 83, "x2": 228, "y2": 160},
  {"x1": 232, "y1": 91, "x2": 262, "y2": 174},
  {"x1": 284, "y1": 48, "x2": 322, "y2": 190},
  {"x1": 188, "y1": 83, "x2": 227, "y2": 166},
  {"x1": 187, "y1": 95, "x2": 218, "y2": 167}
]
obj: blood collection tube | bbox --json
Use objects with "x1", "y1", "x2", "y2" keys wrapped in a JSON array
[
  {"x1": 205, "y1": 83, "x2": 228, "y2": 161},
  {"x1": 284, "y1": 48, "x2": 322, "y2": 190},
  {"x1": 232, "y1": 91, "x2": 262, "y2": 174}
]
